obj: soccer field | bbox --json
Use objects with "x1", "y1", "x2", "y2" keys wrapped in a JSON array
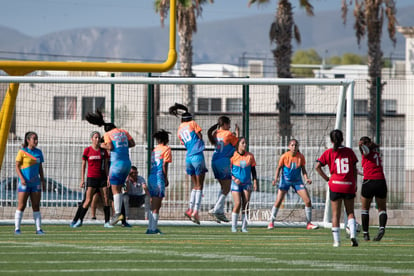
[{"x1": 1, "y1": 225, "x2": 414, "y2": 275}]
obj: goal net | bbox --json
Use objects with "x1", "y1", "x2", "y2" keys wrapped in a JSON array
[{"x1": 0, "y1": 75, "x2": 354, "y2": 227}]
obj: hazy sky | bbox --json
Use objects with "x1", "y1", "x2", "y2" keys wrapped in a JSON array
[{"x1": 0, "y1": 0, "x2": 412, "y2": 36}]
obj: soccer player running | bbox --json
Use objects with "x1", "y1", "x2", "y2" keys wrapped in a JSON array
[
  {"x1": 169, "y1": 103, "x2": 207, "y2": 225},
  {"x1": 359, "y1": 136, "x2": 388, "y2": 241},
  {"x1": 230, "y1": 137, "x2": 258, "y2": 233},
  {"x1": 14, "y1": 131, "x2": 46, "y2": 235},
  {"x1": 267, "y1": 139, "x2": 318, "y2": 230},
  {"x1": 146, "y1": 130, "x2": 172, "y2": 234},
  {"x1": 70, "y1": 131, "x2": 111, "y2": 228},
  {"x1": 85, "y1": 110, "x2": 135, "y2": 226},
  {"x1": 207, "y1": 116, "x2": 239, "y2": 223},
  {"x1": 315, "y1": 129, "x2": 359, "y2": 247}
]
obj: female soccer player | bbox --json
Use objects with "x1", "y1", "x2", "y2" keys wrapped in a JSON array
[
  {"x1": 315, "y1": 129, "x2": 359, "y2": 247},
  {"x1": 359, "y1": 136, "x2": 388, "y2": 241},
  {"x1": 146, "y1": 129, "x2": 172, "y2": 234},
  {"x1": 70, "y1": 131, "x2": 111, "y2": 228},
  {"x1": 14, "y1": 131, "x2": 45, "y2": 235},
  {"x1": 230, "y1": 137, "x2": 258, "y2": 232},
  {"x1": 267, "y1": 139, "x2": 318, "y2": 230},
  {"x1": 85, "y1": 110, "x2": 135, "y2": 226},
  {"x1": 169, "y1": 103, "x2": 207, "y2": 225},
  {"x1": 207, "y1": 116, "x2": 239, "y2": 223}
]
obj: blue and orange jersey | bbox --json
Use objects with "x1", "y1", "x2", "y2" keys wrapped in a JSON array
[
  {"x1": 278, "y1": 151, "x2": 306, "y2": 184},
  {"x1": 212, "y1": 129, "x2": 238, "y2": 161},
  {"x1": 150, "y1": 144, "x2": 172, "y2": 177},
  {"x1": 231, "y1": 151, "x2": 256, "y2": 184},
  {"x1": 104, "y1": 128, "x2": 132, "y2": 163},
  {"x1": 177, "y1": 120, "x2": 205, "y2": 157},
  {"x1": 15, "y1": 147, "x2": 44, "y2": 185}
]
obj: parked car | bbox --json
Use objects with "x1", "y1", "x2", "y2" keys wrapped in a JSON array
[{"x1": 0, "y1": 177, "x2": 83, "y2": 207}]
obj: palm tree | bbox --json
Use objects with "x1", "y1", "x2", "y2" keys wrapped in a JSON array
[
  {"x1": 155, "y1": 0, "x2": 213, "y2": 114},
  {"x1": 248, "y1": 0, "x2": 313, "y2": 141},
  {"x1": 342, "y1": 0, "x2": 397, "y2": 140}
]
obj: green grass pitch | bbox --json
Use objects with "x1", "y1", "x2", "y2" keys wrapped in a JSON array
[{"x1": 1, "y1": 225, "x2": 414, "y2": 275}]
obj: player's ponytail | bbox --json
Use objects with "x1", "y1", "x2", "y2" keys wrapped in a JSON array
[
  {"x1": 168, "y1": 103, "x2": 192, "y2": 122},
  {"x1": 85, "y1": 110, "x2": 116, "y2": 132},
  {"x1": 330, "y1": 129, "x2": 343, "y2": 151}
]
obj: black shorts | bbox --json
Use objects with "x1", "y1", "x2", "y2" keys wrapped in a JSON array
[
  {"x1": 330, "y1": 190, "x2": 356, "y2": 201},
  {"x1": 86, "y1": 177, "x2": 106, "y2": 189},
  {"x1": 361, "y1": 179, "x2": 387, "y2": 199},
  {"x1": 129, "y1": 195, "x2": 145, "y2": 207}
]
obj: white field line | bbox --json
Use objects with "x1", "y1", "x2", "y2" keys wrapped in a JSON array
[{"x1": 0, "y1": 241, "x2": 413, "y2": 274}]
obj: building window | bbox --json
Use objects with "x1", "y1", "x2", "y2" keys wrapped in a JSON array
[
  {"x1": 53, "y1": 97, "x2": 77, "y2": 120},
  {"x1": 226, "y1": 98, "x2": 242, "y2": 112},
  {"x1": 355, "y1": 99, "x2": 368, "y2": 115},
  {"x1": 82, "y1": 97, "x2": 105, "y2": 120},
  {"x1": 383, "y1": 99, "x2": 397, "y2": 114},
  {"x1": 334, "y1": 74, "x2": 345, "y2": 79},
  {"x1": 198, "y1": 98, "x2": 222, "y2": 113}
]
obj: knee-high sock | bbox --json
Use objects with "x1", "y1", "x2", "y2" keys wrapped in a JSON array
[
  {"x1": 332, "y1": 227, "x2": 340, "y2": 243},
  {"x1": 15, "y1": 210, "x2": 23, "y2": 230},
  {"x1": 379, "y1": 211, "x2": 387, "y2": 229},
  {"x1": 305, "y1": 206, "x2": 312, "y2": 223},
  {"x1": 361, "y1": 209, "x2": 370, "y2": 233},
  {"x1": 213, "y1": 193, "x2": 227, "y2": 213},
  {"x1": 194, "y1": 190, "x2": 202, "y2": 212},
  {"x1": 153, "y1": 213, "x2": 159, "y2": 230},
  {"x1": 113, "y1": 193, "x2": 122, "y2": 214},
  {"x1": 270, "y1": 206, "x2": 279, "y2": 222},
  {"x1": 103, "y1": 206, "x2": 110, "y2": 223},
  {"x1": 33, "y1": 211, "x2": 42, "y2": 231},
  {"x1": 189, "y1": 189, "x2": 196, "y2": 210},
  {"x1": 241, "y1": 213, "x2": 248, "y2": 230},
  {"x1": 348, "y1": 218, "x2": 356, "y2": 239},
  {"x1": 232, "y1": 212, "x2": 238, "y2": 229}
]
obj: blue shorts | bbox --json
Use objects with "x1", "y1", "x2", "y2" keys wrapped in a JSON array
[
  {"x1": 212, "y1": 158, "x2": 231, "y2": 180},
  {"x1": 109, "y1": 160, "x2": 131, "y2": 185},
  {"x1": 278, "y1": 181, "x2": 306, "y2": 192},
  {"x1": 186, "y1": 153, "x2": 208, "y2": 176},
  {"x1": 18, "y1": 183, "x2": 41, "y2": 193},
  {"x1": 148, "y1": 174, "x2": 166, "y2": 198},
  {"x1": 231, "y1": 181, "x2": 252, "y2": 192}
]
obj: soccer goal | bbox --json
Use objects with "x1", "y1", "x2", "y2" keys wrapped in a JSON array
[{"x1": 0, "y1": 75, "x2": 355, "y2": 227}]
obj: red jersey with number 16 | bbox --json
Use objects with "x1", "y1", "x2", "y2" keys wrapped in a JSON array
[{"x1": 317, "y1": 146, "x2": 358, "y2": 194}]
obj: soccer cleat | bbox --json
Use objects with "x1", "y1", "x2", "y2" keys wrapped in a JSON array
[
  {"x1": 306, "y1": 222, "x2": 319, "y2": 230},
  {"x1": 373, "y1": 228, "x2": 385, "y2": 241},
  {"x1": 363, "y1": 232, "x2": 370, "y2": 241},
  {"x1": 36, "y1": 229, "x2": 45, "y2": 235},
  {"x1": 184, "y1": 209, "x2": 193, "y2": 220},
  {"x1": 14, "y1": 229, "x2": 21, "y2": 235},
  {"x1": 145, "y1": 229, "x2": 156, "y2": 234},
  {"x1": 91, "y1": 217, "x2": 97, "y2": 220},
  {"x1": 208, "y1": 209, "x2": 221, "y2": 223},
  {"x1": 72, "y1": 220, "x2": 82, "y2": 228},
  {"x1": 121, "y1": 222, "x2": 132, "y2": 228},
  {"x1": 69, "y1": 221, "x2": 77, "y2": 228},
  {"x1": 267, "y1": 221, "x2": 275, "y2": 230},
  {"x1": 154, "y1": 229, "x2": 164, "y2": 235},
  {"x1": 231, "y1": 227, "x2": 238, "y2": 233},
  {"x1": 241, "y1": 228, "x2": 248, "y2": 233},
  {"x1": 191, "y1": 213, "x2": 200, "y2": 225},
  {"x1": 333, "y1": 241, "x2": 340, "y2": 247},
  {"x1": 215, "y1": 213, "x2": 229, "y2": 223},
  {"x1": 109, "y1": 213, "x2": 124, "y2": 226},
  {"x1": 104, "y1": 222, "x2": 114, "y2": 228},
  {"x1": 351, "y1": 237, "x2": 358, "y2": 247}
]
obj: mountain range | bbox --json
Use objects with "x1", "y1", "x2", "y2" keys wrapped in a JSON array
[{"x1": 0, "y1": 6, "x2": 413, "y2": 66}]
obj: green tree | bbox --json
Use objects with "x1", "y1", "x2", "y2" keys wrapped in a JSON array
[
  {"x1": 248, "y1": 0, "x2": 313, "y2": 140},
  {"x1": 291, "y1": 49, "x2": 322, "y2": 77},
  {"x1": 342, "y1": 0, "x2": 397, "y2": 139},
  {"x1": 155, "y1": 0, "x2": 213, "y2": 114}
]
